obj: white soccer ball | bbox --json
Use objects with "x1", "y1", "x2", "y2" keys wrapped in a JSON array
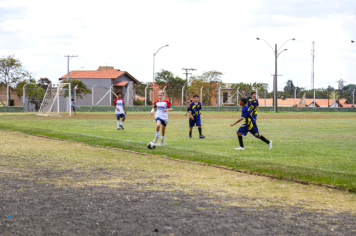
[{"x1": 147, "y1": 142, "x2": 156, "y2": 149}]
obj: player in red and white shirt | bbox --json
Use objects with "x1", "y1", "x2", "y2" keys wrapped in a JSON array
[
  {"x1": 111, "y1": 92, "x2": 126, "y2": 130},
  {"x1": 150, "y1": 91, "x2": 173, "y2": 146}
]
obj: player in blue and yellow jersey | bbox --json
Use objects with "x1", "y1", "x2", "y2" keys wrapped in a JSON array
[
  {"x1": 242, "y1": 90, "x2": 259, "y2": 121},
  {"x1": 188, "y1": 94, "x2": 205, "y2": 139},
  {"x1": 230, "y1": 97, "x2": 272, "y2": 150}
]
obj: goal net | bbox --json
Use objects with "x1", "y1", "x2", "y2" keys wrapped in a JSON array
[{"x1": 37, "y1": 83, "x2": 71, "y2": 116}]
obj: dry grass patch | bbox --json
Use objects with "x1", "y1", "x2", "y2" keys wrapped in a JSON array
[{"x1": 1, "y1": 129, "x2": 356, "y2": 214}]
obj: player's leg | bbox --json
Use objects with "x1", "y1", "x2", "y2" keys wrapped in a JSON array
[
  {"x1": 189, "y1": 118, "x2": 194, "y2": 138},
  {"x1": 235, "y1": 127, "x2": 247, "y2": 150},
  {"x1": 256, "y1": 134, "x2": 272, "y2": 149},
  {"x1": 116, "y1": 114, "x2": 121, "y2": 130},
  {"x1": 197, "y1": 117, "x2": 204, "y2": 139},
  {"x1": 153, "y1": 119, "x2": 161, "y2": 143},
  {"x1": 236, "y1": 132, "x2": 244, "y2": 150},
  {"x1": 120, "y1": 114, "x2": 125, "y2": 129},
  {"x1": 160, "y1": 120, "x2": 167, "y2": 145}
]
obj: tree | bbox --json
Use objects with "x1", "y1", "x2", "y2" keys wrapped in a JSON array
[
  {"x1": 155, "y1": 70, "x2": 186, "y2": 103},
  {"x1": 0, "y1": 55, "x2": 32, "y2": 100},
  {"x1": 37, "y1": 78, "x2": 52, "y2": 90},
  {"x1": 61, "y1": 79, "x2": 92, "y2": 99},
  {"x1": 284, "y1": 80, "x2": 295, "y2": 96},
  {"x1": 189, "y1": 70, "x2": 223, "y2": 106},
  {"x1": 0, "y1": 55, "x2": 32, "y2": 87},
  {"x1": 135, "y1": 81, "x2": 147, "y2": 97},
  {"x1": 15, "y1": 78, "x2": 46, "y2": 111}
]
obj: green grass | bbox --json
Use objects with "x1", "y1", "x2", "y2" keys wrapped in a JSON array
[{"x1": 0, "y1": 111, "x2": 355, "y2": 191}]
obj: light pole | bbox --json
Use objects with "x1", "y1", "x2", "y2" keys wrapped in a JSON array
[
  {"x1": 352, "y1": 40, "x2": 355, "y2": 108},
  {"x1": 153, "y1": 45, "x2": 169, "y2": 104},
  {"x1": 257, "y1": 37, "x2": 295, "y2": 112}
]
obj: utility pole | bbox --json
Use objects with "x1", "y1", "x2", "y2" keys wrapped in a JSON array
[
  {"x1": 64, "y1": 55, "x2": 78, "y2": 80},
  {"x1": 182, "y1": 68, "x2": 196, "y2": 105},
  {"x1": 311, "y1": 41, "x2": 315, "y2": 107},
  {"x1": 182, "y1": 68, "x2": 196, "y2": 86}
]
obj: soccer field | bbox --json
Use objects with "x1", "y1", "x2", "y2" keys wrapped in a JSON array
[{"x1": 0, "y1": 111, "x2": 355, "y2": 191}]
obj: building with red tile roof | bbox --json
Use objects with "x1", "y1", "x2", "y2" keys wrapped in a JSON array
[{"x1": 59, "y1": 66, "x2": 140, "y2": 106}]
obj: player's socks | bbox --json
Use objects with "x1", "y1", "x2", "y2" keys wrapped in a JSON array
[
  {"x1": 238, "y1": 136, "x2": 244, "y2": 148},
  {"x1": 156, "y1": 132, "x2": 159, "y2": 138},
  {"x1": 189, "y1": 131, "x2": 192, "y2": 137},
  {"x1": 260, "y1": 136, "x2": 270, "y2": 144},
  {"x1": 160, "y1": 136, "x2": 165, "y2": 146},
  {"x1": 198, "y1": 127, "x2": 202, "y2": 135},
  {"x1": 117, "y1": 120, "x2": 120, "y2": 129}
]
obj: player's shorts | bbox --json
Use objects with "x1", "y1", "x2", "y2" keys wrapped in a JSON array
[
  {"x1": 71, "y1": 106, "x2": 75, "y2": 111},
  {"x1": 116, "y1": 113, "x2": 125, "y2": 119},
  {"x1": 237, "y1": 125, "x2": 259, "y2": 137},
  {"x1": 189, "y1": 116, "x2": 202, "y2": 127},
  {"x1": 155, "y1": 117, "x2": 168, "y2": 126}
]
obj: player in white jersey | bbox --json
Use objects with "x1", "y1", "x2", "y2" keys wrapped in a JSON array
[
  {"x1": 150, "y1": 91, "x2": 173, "y2": 146},
  {"x1": 112, "y1": 92, "x2": 126, "y2": 130}
]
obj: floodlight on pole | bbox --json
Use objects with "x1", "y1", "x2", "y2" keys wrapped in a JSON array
[{"x1": 153, "y1": 45, "x2": 169, "y2": 104}]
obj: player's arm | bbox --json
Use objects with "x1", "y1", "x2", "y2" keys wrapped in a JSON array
[
  {"x1": 151, "y1": 102, "x2": 157, "y2": 115},
  {"x1": 112, "y1": 99, "x2": 121, "y2": 112},
  {"x1": 123, "y1": 104, "x2": 127, "y2": 115},
  {"x1": 163, "y1": 106, "x2": 173, "y2": 112},
  {"x1": 163, "y1": 101, "x2": 173, "y2": 112},
  {"x1": 188, "y1": 103, "x2": 194, "y2": 120},
  {"x1": 230, "y1": 118, "x2": 243, "y2": 126}
]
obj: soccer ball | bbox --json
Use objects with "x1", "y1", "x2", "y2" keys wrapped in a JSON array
[{"x1": 147, "y1": 142, "x2": 156, "y2": 149}]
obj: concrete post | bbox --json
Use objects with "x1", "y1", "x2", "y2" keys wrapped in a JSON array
[
  {"x1": 200, "y1": 86, "x2": 203, "y2": 104},
  {"x1": 92, "y1": 85, "x2": 95, "y2": 106},
  {"x1": 182, "y1": 86, "x2": 185, "y2": 106}
]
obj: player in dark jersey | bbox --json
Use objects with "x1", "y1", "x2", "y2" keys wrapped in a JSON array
[
  {"x1": 188, "y1": 95, "x2": 205, "y2": 138},
  {"x1": 230, "y1": 97, "x2": 272, "y2": 150},
  {"x1": 242, "y1": 91, "x2": 259, "y2": 121}
]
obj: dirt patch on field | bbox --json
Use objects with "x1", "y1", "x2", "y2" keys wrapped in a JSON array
[{"x1": 1, "y1": 130, "x2": 356, "y2": 235}]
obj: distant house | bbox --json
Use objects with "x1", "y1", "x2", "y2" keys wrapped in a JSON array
[
  {"x1": 59, "y1": 66, "x2": 140, "y2": 106},
  {"x1": 0, "y1": 86, "x2": 22, "y2": 107}
]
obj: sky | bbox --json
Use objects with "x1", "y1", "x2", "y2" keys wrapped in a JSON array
[{"x1": 0, "y1": 0, "x2": 356, "y2": 91}]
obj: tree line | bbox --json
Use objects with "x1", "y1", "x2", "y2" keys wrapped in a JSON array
[{"x1": 0, "y1": 55, "x2": 91, "y2": 107}]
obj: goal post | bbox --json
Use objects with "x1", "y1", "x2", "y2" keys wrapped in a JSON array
[{"x1": 37, "y1": 83, "x2": 71, "y2": 116}]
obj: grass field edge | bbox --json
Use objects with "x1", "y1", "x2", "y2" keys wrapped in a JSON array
[{"x1": 1, "y1": 124, "x2": 355, "y2": 193}]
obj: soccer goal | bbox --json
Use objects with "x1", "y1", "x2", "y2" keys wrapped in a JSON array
[{"x1": 37, "y1": 83, "x2": 71, "y2": 116}]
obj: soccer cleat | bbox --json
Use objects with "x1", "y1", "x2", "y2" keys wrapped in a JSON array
[
  {"x1": 160, "y1": 139, "x2": 164, "y2": 146},
  {"x1": 189, "y1": 135, "x2": 192, "y2": 138},
  {"x1": 235, "y1": 147, "x2": 245, "y2": 150},
  {"x1": 153, "y1": 137, "x2": 158, "y2": 143},
  {"x1": 268, "y1": 141, "x2": 273, "y2": 150},
  {"x1": 199, "y1": 135, "x2": 205, "y2": 139},
  {"x1": 120, "y1": 125, "x2": 124, "y2": 130}
]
